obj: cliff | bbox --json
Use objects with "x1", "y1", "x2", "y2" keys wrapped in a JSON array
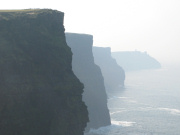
[
  {"x1": 93, "y1": 47, "x2": 125, "y2": 92},
  {"x1": 65, "y1": 33, "x2": 111, "y2": 131},
  {"x1": 0, "y1": 9, "x2": 88, "y2": 135},
  {"x1": 112, "y1": 51, "x2": 161, "y2": 71}
]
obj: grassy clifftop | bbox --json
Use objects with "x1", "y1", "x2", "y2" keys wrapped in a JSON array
[
  {"x1": 0, "y1": 9, "x2": 62, "y2": 19},
  {"x1": 0, "y1": 9, "x2": 88, "y2": 135}
]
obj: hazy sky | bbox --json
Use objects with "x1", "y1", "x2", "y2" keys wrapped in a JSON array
[{"x1": 1, "y1": 0, "x2": 180, "y2": 63}]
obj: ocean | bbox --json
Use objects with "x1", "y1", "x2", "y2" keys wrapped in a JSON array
[{"x1": 86, "y1": 64, "x2": 180, "y2": 135}]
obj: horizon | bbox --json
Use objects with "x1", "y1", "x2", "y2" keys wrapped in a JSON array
[{"x1": 1, "y1": 0, "x2": 180, "y2": 64}]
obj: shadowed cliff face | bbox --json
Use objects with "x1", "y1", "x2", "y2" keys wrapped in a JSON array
[
  {"x1": 0, "y1": 9, "x2": 88, "y2": 135},
  {"x1": 65, "y1": 33, "x2": 111, "y2": 131},
  {"x1": 93, "y1": 47, "x2": 125, "y2": 92}
]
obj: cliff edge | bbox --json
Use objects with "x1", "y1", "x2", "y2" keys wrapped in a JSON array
[
  {"x1": 93, "y1": 47, "x2": 125, "y2": 92},
  {"x1": 0, "y1": 9, "x2": 88, "y2": 135},
  {"x1": 66, "y1": 33, "x2": 111, "y2": 131},
  {"x1": 112, "y1": 51, "x2": 161, "y2": 71}
]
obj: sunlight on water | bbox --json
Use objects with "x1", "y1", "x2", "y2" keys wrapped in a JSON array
[{"x1": 85, "y1": 64, "x2": 180, "y2": 135}]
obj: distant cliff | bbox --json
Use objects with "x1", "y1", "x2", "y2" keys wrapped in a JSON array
[
  {"x1": 65, "y1": 33, "x2": 111, "y2": 131},
  {"x1": 112, "y1": 51, "x2": 161, "y2": 71},
  {"x1": 0, "y1": 9, "x2": 88, "y2": 135},
  {"x1": 93, "y1": 47, "x2": 125, "y2": 92}
]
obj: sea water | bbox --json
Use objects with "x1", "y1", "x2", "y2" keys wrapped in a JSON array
[{"x1": 86, "y1": 64, "x2": 180, "y2": 135}]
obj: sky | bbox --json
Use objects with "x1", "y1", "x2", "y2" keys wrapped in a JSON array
[{"x1": 1, "y1": 0, "x2": 180, "y2": 64}]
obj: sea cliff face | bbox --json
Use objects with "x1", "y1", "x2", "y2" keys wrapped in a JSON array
[
  {"x1": 65, "y1": 33, "x2": 111, "y2": 131},
  {"x1": 93, "y1": 47, "x2": 125, "y2": 92},
  {"x1": 0, "y1": 9, "x2": 88, "y2": 135},
  {"x1": 112, "y1": 51, "x2": 161, "y2": 71}
]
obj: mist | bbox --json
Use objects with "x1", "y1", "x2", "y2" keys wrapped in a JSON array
[
  {"x1": 63, "y1": 0, "x2": 180, "y2": 64},
  {"x1": 1, "y1": 1, "x2": 180, "y2": 135},
  {"x1": 1, "y1": 0, "x2": 180, "y2": 64}
]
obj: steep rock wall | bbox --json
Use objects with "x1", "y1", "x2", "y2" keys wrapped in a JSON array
[
  {"x1": 65, "y1": 33, "x2": 111, "y2": 131},
  {"x1": 93, "y1": 47, "x2": 125, "y2": 92},
  {"x1": 0, "y1": 9, "x2": 88, "y2": 135}
]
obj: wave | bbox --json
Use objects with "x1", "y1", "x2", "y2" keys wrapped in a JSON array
[
  {"x1": 158, "y1": 108, "x2": 180, "y2": 115},
  {"x1": 111, "y1": 120, "x2": 136, "y2": 127},
  {"x1": 117, "y1": 96, "x2": 130, "y2": 99},
  {"x1": 86, "y1": 120, "x2": 135, "y2": 135},
  {"x1": 109, "y1": 96, "x2": 138, "y2": 104},
  {"x1": 109, "y1": 107, "x2": 153, "y2": 115},
  {"x1": 130, "y1": 106, "x2": 180, "y2": 116},
  {"x1": 85, "y1": 121, "x2": 157, "y2": 135},
  {"x1": 109, "y1": 106, "x2": 180, "y2": 117},
  {"x1": 108, "y1": 96, "x2": 130, "y2": 100},
  {"x1": 86, "y1": 124, "x2": 120, "y2": 135},
  {"x1": 110, "y1": 110, "x2": 126, "y2": 115}
]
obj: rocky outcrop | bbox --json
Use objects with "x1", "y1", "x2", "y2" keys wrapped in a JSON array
[
  {"x1": 112, "y1": 51, "x2": 161, "y2": 71},
  {"x1": 65, "y1": 33, "x2": 111, "y2": 131},
  {"x1": 93, "y1": 47, "x2": 125, "y2": 92},
  {"x1": 0, "y1": 9, "x2": 88, "y2": 135}
]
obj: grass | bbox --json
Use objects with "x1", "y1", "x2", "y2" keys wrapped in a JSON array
[
  {"x1": 0, "y1": 9, "x2": 62, "y2": 20},
  {"x1": 0, "y1": 9, "x2": 41, "y2": 12}
]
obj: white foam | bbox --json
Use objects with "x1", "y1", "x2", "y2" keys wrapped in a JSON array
[
  {"x1": 86, "y1": 121, "x2": 136, "y2": 135},
  {"x1": 108, "y1": 96, "x2": 130, "y2": 100},
  {"x1": 110, "y1": 110, "x2": 126, "y2": 115},
  {"x1": 117, "y1": 96, "x2": 130, "y2": 99},
  {"x1": 87, "y1": 124, "x2": 119, "y2": 135},
  {"x1": 111, "y1": 120, "x2": 136, "y2": 127},
  {"x1": 138, "y1": 107, "x2": 154, "y2": 111},
  {"x1": 117, "y1": 97, "x2": 138, "y2": 104},
  {"x1": 158, "y1": 108, "x2": 180, "y2": 115}
]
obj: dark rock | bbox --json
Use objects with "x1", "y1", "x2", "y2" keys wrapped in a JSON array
[
  {"x1": 0, "y1": 9, "x2": 88, "y2": 135},
  {"x1": 65, "y1": 33, "x2": 111, "y2": 132}
]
